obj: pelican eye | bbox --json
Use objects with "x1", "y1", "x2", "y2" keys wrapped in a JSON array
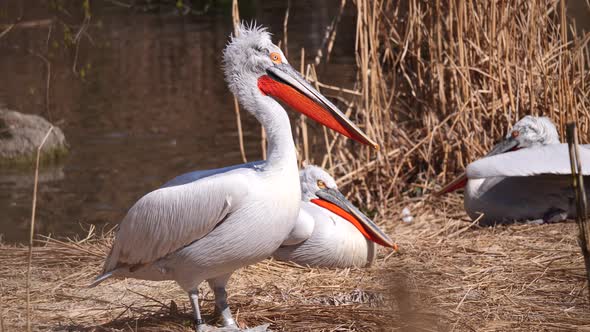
[
  {"x1": 317, "y1": 180, "x2": 326, "y2": 189},
  {"x1": 270, "y1": 52, "x2": 282, "y2": 64},
  {"x1": 511, "y1": 130, "x2": 520, "y2": 138}
]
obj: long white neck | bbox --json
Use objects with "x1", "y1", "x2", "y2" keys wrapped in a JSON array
[
  {"x1": 257, "y1": 97, "x2": 297, "y2": 168},
  {"x1": 238, "y1": 84, "x2": 297, "y2": 170}
]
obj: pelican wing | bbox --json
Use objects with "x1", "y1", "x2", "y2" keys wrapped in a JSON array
[
  {"x1": 161, "y1": 161, "x2": 263, "y2": 188},
  {"x1": 103, "y1": 169, "x2": 251, "y2": 273},
  {"x1": 467, "y1": 144, "x2": 590, "y2": 179}
]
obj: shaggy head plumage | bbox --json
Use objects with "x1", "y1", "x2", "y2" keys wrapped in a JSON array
[
  {"x1": 222, "y1": 22, "x2": 287, "y2": 98},
  {"x1": 508, "y1": 115, "x2": 560, "y2": 148},
  {"x1": 299, "y1": 164, "x2": 338, "y2": 202}
]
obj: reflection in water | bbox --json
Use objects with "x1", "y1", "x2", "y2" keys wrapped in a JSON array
[{"x1": 0, "y1": 1, "x2": 357, "y2": 242}]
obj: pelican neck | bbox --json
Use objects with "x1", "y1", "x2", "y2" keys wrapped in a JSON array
[{"x1": 249, "y1": 93, "x2": 298, "y2": 171}]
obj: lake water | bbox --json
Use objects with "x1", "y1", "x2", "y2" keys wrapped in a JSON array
[{"x1": 0, "y1": 0, "x2": 357, "y2": 242}]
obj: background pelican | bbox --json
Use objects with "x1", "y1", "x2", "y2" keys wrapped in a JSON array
[
  {"x1": 91, "y1": 24, "x2": 377, "y2": 330},
  {"x1": 274, "y1": 165, "x2": 395, "y2": 268},
  {"x1": 438, "y1": 115, "x2": 590, "y2": 225}
]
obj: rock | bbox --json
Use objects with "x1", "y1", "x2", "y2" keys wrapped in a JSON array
[{"x1": 0, "y1": 108, "x2": 68, "y2": 166}]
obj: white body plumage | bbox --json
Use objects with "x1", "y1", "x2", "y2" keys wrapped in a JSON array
[
  {"x1": 274, "y1": 201, "x2": 376, "y2": 268},
  {"x1": 273, "y1": 165, "x2": 396, "y2": 268},
  {"x1": 445, "y1": 116, "x2": 590, "y2": 225},
  {"x1": 108, "y1": 162, "x2": 301, "y2": 290}
]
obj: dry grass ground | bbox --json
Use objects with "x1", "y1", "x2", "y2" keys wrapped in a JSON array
[{"x1": 2, "y1": 194, "x2": 589, "y2": 331}]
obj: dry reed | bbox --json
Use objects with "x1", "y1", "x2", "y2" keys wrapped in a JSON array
[
  {"x1": 566, "y1": 122, "x2": 590, "y2": 298},
  {"x1": 26, "y1": 126, "x2": 54, "y2": 332},
  {"x1": 232, "y1": 0, "x2": 248, "y2": 164},
  {"x1": 293, "y1": 0, "x2": 590, "y2": 213}
]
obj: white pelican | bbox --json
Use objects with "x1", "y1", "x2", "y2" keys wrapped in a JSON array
[
  {"x1": 274, "y1": 165, "x2": 396, "y2": 268},
  {"x1": 91, "y1": 24, "x2": 377, "y2": 330},
  {"x1": 438, "y1": 115, "x2": 590, "y2": 225}
]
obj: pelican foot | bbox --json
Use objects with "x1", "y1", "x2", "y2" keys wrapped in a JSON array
[
  {"x1": 213, "y1": 307, "x2": 237, "y2": 328},
  {"x1": 195, "y1": 323, "x2": 214, "y2": 332},
  {"x1": 197, "y1": 323, "x2": 271, "y2": 332}
]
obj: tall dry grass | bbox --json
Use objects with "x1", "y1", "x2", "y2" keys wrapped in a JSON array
[{"x1": 298, "y1": 0, "x2": 590, "y2": 212}]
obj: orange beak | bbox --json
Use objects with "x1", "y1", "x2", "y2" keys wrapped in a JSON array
[
  {"x1": 258, "y1": 63, "x2": 378, "y2": 149},
  {"x1": 437, "y1": 135, "x2": 521, "y2": 196},
  {"x1": 311, "y1": 188, "x2": 395, "y2": 249},
  {"x1": 435, "y1": 172, "x2": 468, "y2": 196}
]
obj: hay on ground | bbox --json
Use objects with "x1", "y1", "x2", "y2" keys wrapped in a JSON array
[{"x1": 1, "y1": 194, "x2": 589, "y2": 331}]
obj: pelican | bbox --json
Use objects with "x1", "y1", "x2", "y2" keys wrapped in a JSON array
[
  {"x1": 91, "y1": 24, "x2": 377, "y2": 330},
  {"x1": 274, "y1": 165, "x2": 396, "y2": 268},
  {"x1": 438, "y1": 115, "x2": 590, "y2": 225}
]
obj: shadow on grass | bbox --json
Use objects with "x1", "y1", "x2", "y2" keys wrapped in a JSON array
[{"x1": 53, "y1": 301, "x2": 220, "y2": 332}]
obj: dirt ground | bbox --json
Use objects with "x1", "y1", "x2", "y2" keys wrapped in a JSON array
[{"x1": 1, "y1": 194, "x2": 589, "y2": 331}]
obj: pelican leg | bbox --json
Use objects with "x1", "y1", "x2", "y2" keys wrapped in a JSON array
[
  {"x1": 188, "y1": 290, "x2": 205, "y2": 330},
  {"x1": 207, "y1": 274, "x2": 237, "y2": 328}
]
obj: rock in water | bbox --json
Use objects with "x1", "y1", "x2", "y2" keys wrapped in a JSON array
[{"x1": 0, "y1": 108, "x2": 67, "y2": 166}]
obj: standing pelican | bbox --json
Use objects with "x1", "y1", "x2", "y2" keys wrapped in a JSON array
[
  {"x1": 91, "y1": 24, "x2": 377, "y2": 330},
  {"x1": 274, "y1": 165, "x2": 396, "y2": 268},
  {"x1": 438, "y1": 115, "x2": 590, "y2": 225}
]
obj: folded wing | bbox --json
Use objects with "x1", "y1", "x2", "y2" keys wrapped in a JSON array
[
  {"x1": 467, "y1": 144, "x2": 590, "y2": 179},
  {"x1": 102, "y1": 170, "x2": 250, "y2": 273}
]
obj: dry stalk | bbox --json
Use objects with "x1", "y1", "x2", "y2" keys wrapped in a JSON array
[
  {"x1": 260, "y1": 127, "x2": 266, "y2": 160},
  {"x1": 231, "y1": 0, "x2": 247, "y2": 163},
  {"x1": 72, "y1": 16, "x2": 90, "y2": 75},
  {"x1": 0, "y1": 24, "x2": 14, "y2": 39},
  {"x1": 313, "y1": 0, "x2": 346, "y2": 66},
  {"x1": 0, "y1": 283, "x2": 4, "y2": 332},
  {"x1": 282, "y1": 0, "x2": 289, "y2": 59},
  {"x1": 566, "y1": 122, "x2": 590, "y2": 301},
  {"x1": 26, "y1": 126, "x2": 54, "y2": 332},
  {"x1": 299, "y1": 48, "x2": 310, "y2": 163},
  {"x1": 233, "y1": 97, "x2": 247, "y2": 163}
]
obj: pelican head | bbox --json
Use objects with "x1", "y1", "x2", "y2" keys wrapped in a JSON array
[
  {"x1": 485, "y1": 116, "x2": 560, "y2": 156},
  {"x1": 437, "y1": 115, "x2": 560, "y2": 195},
  {"x1": 223, "y1": 24, "x2": 285, "y2": 97},
  {"x1": 223, "y1": 23, "x2": 378, "y2": 149},
  {"x1": 299, "y1": 165, "x2": 395, "y2": 249}
]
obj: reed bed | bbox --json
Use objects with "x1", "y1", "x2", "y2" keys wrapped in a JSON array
[{"x1": 300, "y1": 0, "x2": 590, "y2": 211}]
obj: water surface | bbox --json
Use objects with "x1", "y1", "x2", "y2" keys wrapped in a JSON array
[{"x1": 0, "y1": 1, "x2": 357, "y2": 242}]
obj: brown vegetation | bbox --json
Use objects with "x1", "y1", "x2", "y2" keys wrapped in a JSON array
[{"x1": 310, "y1": 0, "x2": 590, "y2": 208}]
